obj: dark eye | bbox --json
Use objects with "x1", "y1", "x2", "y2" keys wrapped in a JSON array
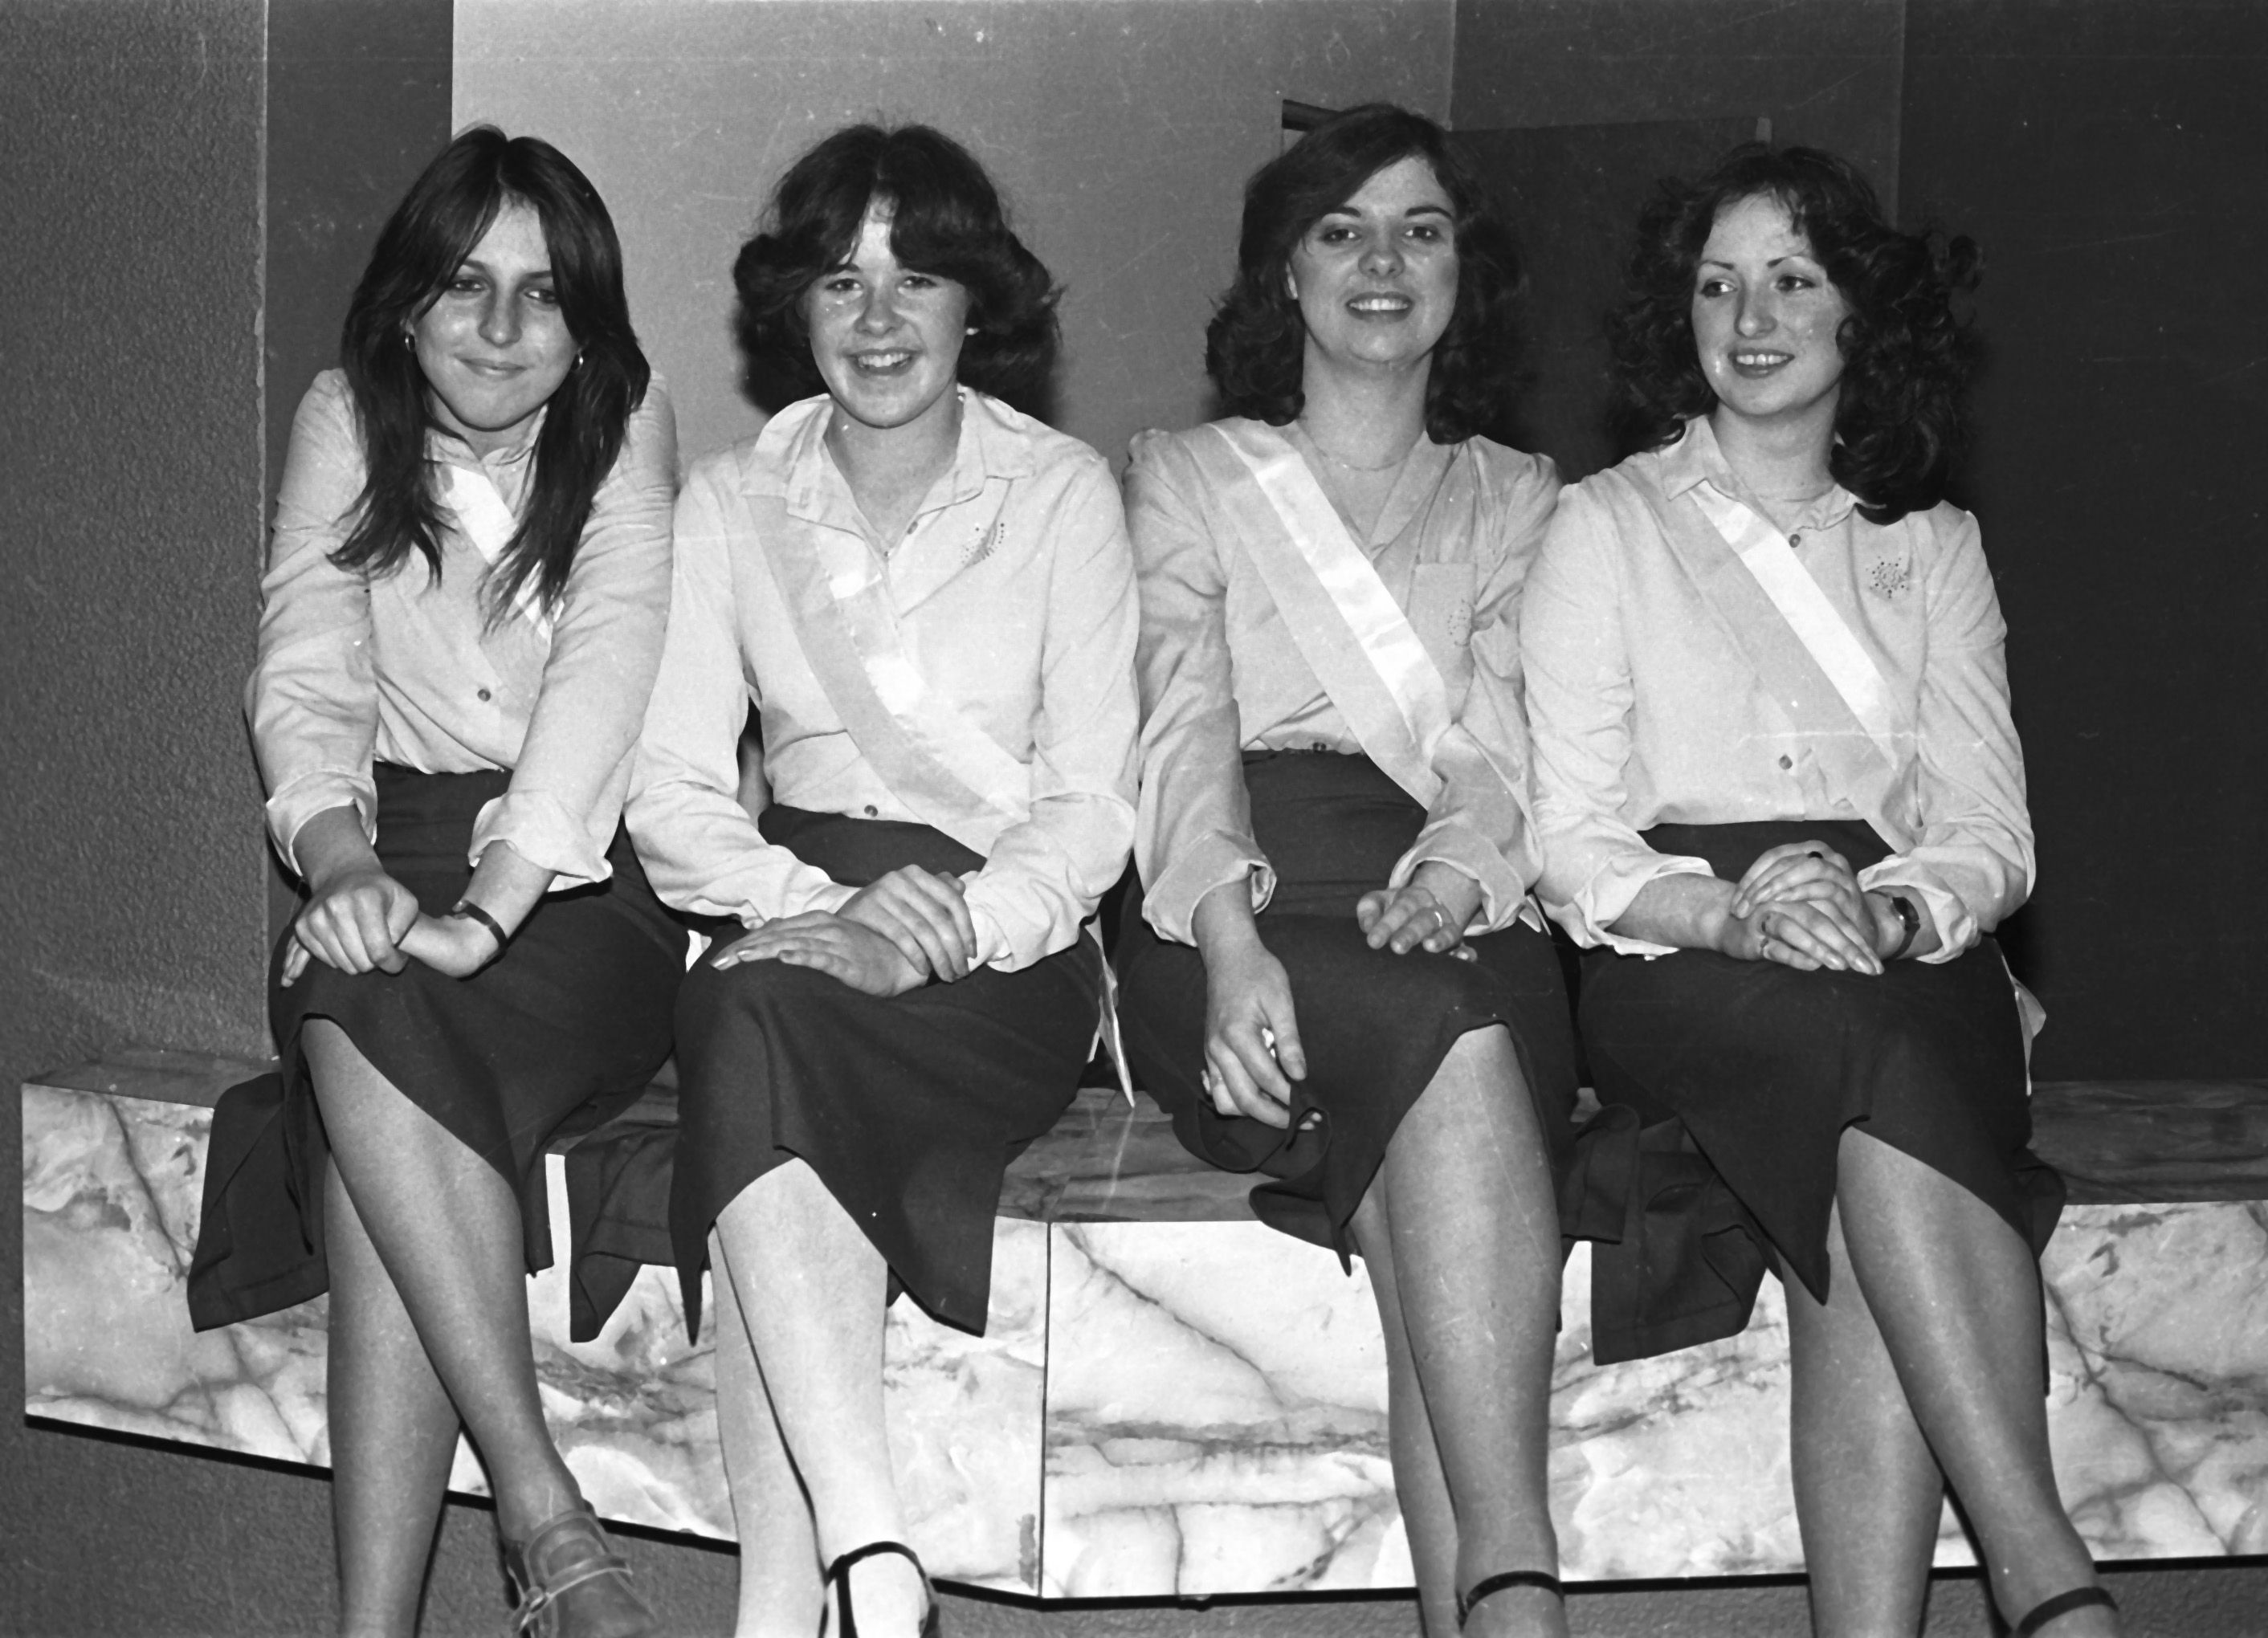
[
  {"x1": 1695, "y1": 275, "x2": 1732, "y2": 298},
  {"x1": 524, "y1": 285, "x2": 561, "y2": 307}
]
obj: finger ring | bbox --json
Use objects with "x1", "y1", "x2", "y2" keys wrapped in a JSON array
[{"x1": 1431, "y1": 903, "x2": 1450, "y2": 927}]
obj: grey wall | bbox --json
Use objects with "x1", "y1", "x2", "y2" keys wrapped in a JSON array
[{"x1": 453, "y1": 0, "x2": 1458, "y2": 473}]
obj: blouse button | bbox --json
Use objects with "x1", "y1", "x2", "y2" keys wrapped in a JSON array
[
  {"x1": 1788, "y1": 532, "x2": 1803, "y2": 548},
  {"x1": 863, "y1": 805, "x2": 879, "y2": 817},
  {"x1": 477, "y1": 687, "x2": 492, "y2": 702},
  {"x1": 1778, "y1": 754, "x2": 1794, "y2": 770}
]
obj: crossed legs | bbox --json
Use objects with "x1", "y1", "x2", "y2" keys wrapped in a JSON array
[
  {"x1": 710, "y1": 1160, "x2": 927, "y2": 1638},
  {"x1": 306, "y1": 1021, "x2": 588, "y2": 1637},
  {"x1": 1348, "y1": 1025, "x2": 1568, "y2": 1638},
  {"x1": 1788, "y1": 1127, "x2": 2115, "y2": 1637}
]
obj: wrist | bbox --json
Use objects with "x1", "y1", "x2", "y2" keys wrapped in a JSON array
[{"x1": 1870, "y1": 890, "x2": 1921, "y2": 961}]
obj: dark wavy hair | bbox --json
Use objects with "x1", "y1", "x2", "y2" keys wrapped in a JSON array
[
  {"x1": 333, "y1": 126, "x2": 650, "y2": 619},
  {"x1": 1606, "y1": 143, "x2": 1980, "y2": 524},
  {"x1": 733, "y1": 124, "x2": 1060, "y2": 411},
  {"x1": 1205, "y1": 104, "x2": 1521, "y2": 445}
]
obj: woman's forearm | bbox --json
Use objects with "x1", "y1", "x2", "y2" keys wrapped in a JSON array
[{"x1": 1607, "y1": 871, "x2": 1739, "y2": 954}]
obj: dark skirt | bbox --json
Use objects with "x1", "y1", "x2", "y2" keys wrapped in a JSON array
[
  {"x1": 1115, "y1": 751, "x2": 1581, "y2": 1258},
  {"x1": 186, "y1": 766, "x2": 683, "y2": 1331},
  {"x1": 1568, "y1": 818, "x2": 2066, "y2": 1365},
  {"x1": 669, "y1": 805, "x2": 1104, "y2": 1340}
]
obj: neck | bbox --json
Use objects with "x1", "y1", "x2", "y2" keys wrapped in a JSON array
[
  {"x1": 1295, "y1": 345, "x2": 1430, "y2": 468},
  {"x1": 824, "y1": 391, "x2": 961, "y2": 515},
  {"x1": 1707, "y1": 400, "x2": 1838, "y2": 503}
]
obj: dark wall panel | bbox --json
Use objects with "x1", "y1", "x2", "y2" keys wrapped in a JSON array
[{"x1": 1900, "y1": 0, "x2": 2268, "y2": 1077}]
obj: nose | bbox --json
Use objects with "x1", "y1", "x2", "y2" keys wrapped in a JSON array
[
  {"x1": 854, "y1": 282, "x2": 899, "y2": 334},
  {"x1": 1360, "y1": 228, "x2": 1404, "y2": 276},
  {"x1": 478, "y1": 287, "x2": 520, "y2": 348},
  {"x1": 1735, "y1": 284, "x2": 1774, "y2": 338}
]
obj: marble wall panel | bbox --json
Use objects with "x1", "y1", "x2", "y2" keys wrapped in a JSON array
[
  {"x1": 27, "y1": 1078, "x2": 2268, "y2": 1606},
  {"x1": 22, "y1": 1084, "x2": 1046, "y2": 1595}
]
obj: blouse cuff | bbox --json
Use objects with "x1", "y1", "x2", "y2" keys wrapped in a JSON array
[
  {"x1": 1857, "y1": 861, "x2": 1978, "y2": 964},
  {"x1": 471, "y1": 791, "x2": 612, "y2": 889},
  {"x1": 267, "y1": 769, "x2": 377, "y2": 878},
  {"x1": 1563, "y1": 850, "x2": 1717, "y2": 956},
  {"x1": 1144, "y1": 833, "x2": 1275, "y2": 945},
  {"x1": 1390, "y1": 826, "x2": 1525, "y2": 935}
]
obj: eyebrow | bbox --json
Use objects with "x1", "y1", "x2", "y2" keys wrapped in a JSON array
[{"x1": 1318, "y1": 201, "x2": 1454, "y2": 219}]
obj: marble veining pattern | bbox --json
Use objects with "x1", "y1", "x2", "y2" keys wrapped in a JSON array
[
  {"x1": 22, "y1": 1082, "x2": 1045, "y2": 1595},
  {"x1": 25, "y1": 1072, "x2": 2268, "y2": 1601}
]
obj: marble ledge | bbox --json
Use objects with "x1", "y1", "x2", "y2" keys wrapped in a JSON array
[{"x1": 22, "y1": 1070, "x2": 2268, "y2": 1603}]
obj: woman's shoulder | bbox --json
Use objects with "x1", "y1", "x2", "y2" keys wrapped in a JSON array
[
  {"x1": 1452, "y1": 434, "x2": 1562, "y2": 503},
  {"x1": 292, "y1": 369, "x2": 359, "y2": 439},
  {"x1": 968, "y1": 391, "x2": 1112, "y2": 487}
]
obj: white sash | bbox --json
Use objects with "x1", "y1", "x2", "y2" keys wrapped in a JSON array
[
  {"x1": 752, "y1": 495, "x2": 1027, "y2": 858},
  {"x1": 1687, "y1": 482, "x2": 1910, "y2": 768},
  {"x1": 1207, "y1": 422, "x2": 1453, "y2": 806},
  {"x1": 434, "y1": 462, "x2": 552, "y2": 640}
]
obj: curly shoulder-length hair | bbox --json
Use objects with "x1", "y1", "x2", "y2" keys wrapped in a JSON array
[
  {"x1": 334, "y1": 126, "x2": 650, "y2": 619},
  {"x1": 1607, "y1": 143, "x2": 1980, "y2": 524},
  {"x1": 1205, "y1": 104, "x2": 1521, "y2": 445},
  {"x1": 733, "y1": 124, "x2": 1060, "y2": 410}
]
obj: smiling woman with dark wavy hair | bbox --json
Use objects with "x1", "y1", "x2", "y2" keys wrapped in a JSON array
[
  {"x1": 1607, "y1": 142, "x2": 1981, "y2": 522},
  {"x1": 1118, "y1": 102, "x2": 1577, "y2": 1638},
  {"x1": 731, "y1": 122, "x2": 1059, "y2": 411},
  {"x1": 1525, "y1": 144, "x2": 2119, "y2": 1638},
  {"x1": 1204, "y1": 102, "x2": 1523, "y2": 442}
]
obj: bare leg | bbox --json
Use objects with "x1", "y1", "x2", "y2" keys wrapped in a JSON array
[
  {"x1": 708, "y1": 1228, "x2": 824, "y2": 1638},
  {"x1": 1834, "y1": 1130, "x2": 2114, "y2": 1636},
  {"x1": 325, "y1": 1155, "x2": 460, "y2": 1638},
  {"x1": 1349, "y1": 1026, "x2": 1566, "y2": 1638},
  {"x1": 1785, "y1": 1202, "x2": 1946, "y2": 1637},
  {"x1": 712, "y1": 1159, "x2": 926, "y2": 1638},
  {"x1": 304, "y1": 1021, "x2": 584, "y2": 1546}
]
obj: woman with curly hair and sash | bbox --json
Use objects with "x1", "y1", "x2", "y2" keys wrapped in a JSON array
[
  {"x1": 1116, "y1": 104, "x2": 1578, "y2": 1638},
  {"x1": 189, "y1": 128, "x2": 681, "y2": 1636},
  {"x1": 628, "y1": 124, "x2": 1136, "y2": 1638},
  {"x1": 1523, "y1": 145, "x2": 2114, "y2": 1636}
]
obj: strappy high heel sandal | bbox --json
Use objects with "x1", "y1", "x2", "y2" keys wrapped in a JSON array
[
  {"x1": 2011, "y1": 1585, "x2": 2118, "y2": 1636},
  {"x1": 500, "y1": 1502, "x2": 655, "y2": 1637},
  {"x1": 1457, "y1": 1568, "x2": 1564, "y2": 1628},
  {"x1": 825, "y1": 1540, "x2": 940, "y2": 1638}
]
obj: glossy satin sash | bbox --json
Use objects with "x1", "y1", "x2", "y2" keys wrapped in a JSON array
[
  {"x1": 749, "y1": 493, "x2": 1026, "y2": 858},
  {"x1": 1201, "y1": 421, "x2": 1452, "y2": 807},
  {"x1": 1667, "y1": 479, "x2": 1911, "y2": 849},
  {"x1": 434, "y1": 462, "x2": 552, "y2": 639}
]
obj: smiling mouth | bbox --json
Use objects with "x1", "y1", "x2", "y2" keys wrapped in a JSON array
[
  {"x1": 1730, "y1": 350, "x2": 1794, "y2": 375},
  {"x1": 848, "y1": 349, "x2": 917, "y2": 374},
  {"x1": 1346, "y1": 293, "x2": 1413, "y2": 317},
  {"x1": 460, "y1": 359, "x2": 523, "y2": 379}
]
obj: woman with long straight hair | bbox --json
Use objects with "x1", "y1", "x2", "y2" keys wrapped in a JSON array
[
  {"x1": 1116, "y1": 104, "x2": 1579, "y2": 1638},
  {"x1": 189, "y1": 126, "x2": 680, "y2": 1638},
  {"x1": 1523, "y1": 145, "x2": 2113, "y2": 1636},
  {"x1": 629, "y1": 123, "x2": 1137, "y2": 1638}
]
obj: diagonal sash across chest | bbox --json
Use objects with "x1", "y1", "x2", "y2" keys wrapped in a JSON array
[
  {"x1": 1199, "y1": 421, "x2": 1453, "y2": 806},
  {"x1": 434, "y1": 461, "x2": 553, "y2": 641},
  {"x1": 749, "y1": 493, "x2": 1026, "y2": 857},
  {"x1": 1667, "y1": 476, "x2": 1915, "y2": 848}
]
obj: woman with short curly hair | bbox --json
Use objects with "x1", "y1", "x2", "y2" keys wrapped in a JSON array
[
  {"x1": 1118, "y1": 104, "x2": 1578, "y2": 1637},
  {"x1": 630, "y1": 123, "x2": 1136, "y2": 1638},
  {"x1": 1524, "y1": 145, "x2": 2115, "y2": 1636}
]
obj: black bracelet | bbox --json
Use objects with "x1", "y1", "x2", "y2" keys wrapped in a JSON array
[
  {"x1": 1884, "y1": 893, "x2": 1921, "y2": 961},
  {"x1": 447, "y1": 898, "x2": 509, "y2": 957}
]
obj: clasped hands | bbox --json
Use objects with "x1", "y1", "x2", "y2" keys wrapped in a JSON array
[
  {"x1": 283, "y1": 863, "x2": 502, "y2": 986},
  {"x1": 1197, "y1": 862, "x2": 1479, "y2": 1129},
  {"x1": 1716, "y1": 842, "x2": 1915, "y2": 975},
  {"x1": 708, "y1": 864, "x2": 977, "y2": 996}
]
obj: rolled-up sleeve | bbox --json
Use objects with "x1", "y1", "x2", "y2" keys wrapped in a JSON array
[
  {"x1": 1857, "y1": 507, "x2": 2033, "y2": 960},
  {"x1": 961, "y1": 454, "x2": 1140, "y2": 969},
  {"x1": 248, "y1": 377, "x2": 382, "y2": 876},
  {"x1": 627, "y1": 458, "x2": 855, "y2": 925},
  {"x1": 467, "y1": 381, "x2": 678, "y2": 887},
  {"x1": 1389, "y1": 456, "x2": 1557, "y2": 933},
  {"x1": 1125, "y1": 432, "x2": 1275, "y2": 945},
  {"x1": 1522, "y1": 484, "x2": 1713, "y2": 953}
]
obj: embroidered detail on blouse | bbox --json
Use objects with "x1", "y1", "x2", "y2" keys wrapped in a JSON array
[
  {"x1": 965, "y1": 517, "x2": 1005, "y2": 568},
  {"x1": 1867, "y1": 557, "x2": 1913, "y2": 599}
]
